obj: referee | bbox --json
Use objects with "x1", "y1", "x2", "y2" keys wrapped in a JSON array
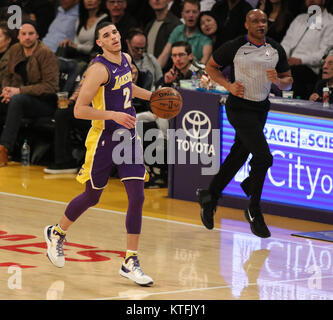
[{"x1": 197, "y1": 9, "x2": 293, "y2": 238}]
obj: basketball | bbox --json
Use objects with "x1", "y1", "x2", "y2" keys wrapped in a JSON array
[{"x1": 150, "y1": 87, "x2": 183, "y2": 119}]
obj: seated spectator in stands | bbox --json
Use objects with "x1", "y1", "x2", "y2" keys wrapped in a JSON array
[
  {"x1": 0, "y1": 20, "x2": 59, "y2": 167},
  {"x1": 158, "y1": 0, "x2": 212, "y2": 69},
  {"x1": 44, "y1": 72, "x2": 90, "y2": 174},
  {"x1": 257, "y1": 0, "x2": 293, "y2": 42},
  {"x1": 98, "y1": 0, "x2": 139, "y2": 52},
  {"x1": 159, "y1": 41, "x2": 206, "y2": 87},
  {"x1": 145, "y1": 0, "x2": 182, "y2": 73},
  {"x1": 43, "y1": 0, "x2": 80, "y2": 53},
  {"x1": 126, "y1": 28, "x2": 163, "y2": 90},
  {"x1": 56, "y1": 0, "x2": 108, "y2": 63},
  {"x1": 0, "y1": 22, "x2": 15, "y2": 92},
  {"x1": 309, "y1": 49, "x2": 333, "y2": 103},
  {"x1": 210, "y1": 0, "x2": 252, "y2": 45},
  {"x1": 281, "y1": 0, "x2": 333, "y2": 99},
  {"x1": 199, "y1": 11, "x2": 223, "y2": 50},
  {"x1": 0, "y1": 22, "x2": 16, "y2": 128}
]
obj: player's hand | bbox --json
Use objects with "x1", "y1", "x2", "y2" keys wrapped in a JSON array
[
  {"x1": 112, "y1": 112, "x2": 136, "y2": 129},
  {"x1": 229, "y1": 81, "x2": 244, "y2": 98},
  {"x1": 266, "y1": 69, "x2": 278, "y2": 83}
]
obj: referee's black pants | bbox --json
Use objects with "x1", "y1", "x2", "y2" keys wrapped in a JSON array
[{"x1": 208, "y1": 104, "x2": 273, "y2": 210}]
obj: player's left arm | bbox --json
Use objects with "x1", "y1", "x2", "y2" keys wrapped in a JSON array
[{"x1": 123, "y1": 53, "x2": 153, "y2": 101}]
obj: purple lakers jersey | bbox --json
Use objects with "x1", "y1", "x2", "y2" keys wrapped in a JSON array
[{"x1": 90, "y1": 53, "x2": 136, "y2": 132}]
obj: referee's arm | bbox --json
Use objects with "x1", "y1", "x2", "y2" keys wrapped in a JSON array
[
  {"x1": 206, "y1": 56, "x2": 244, "y2": 98},
  {"x1": 267, "y1": 69, "x2": 293, "y2": 91}
]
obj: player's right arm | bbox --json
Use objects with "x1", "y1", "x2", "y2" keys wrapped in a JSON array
[{"x1": 74, "y1": 62, "x2": 136, "y2": 129}]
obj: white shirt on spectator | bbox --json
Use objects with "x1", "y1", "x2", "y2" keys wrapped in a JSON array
[{"x1": 281, "y1": 9, "x2": 333, "y2": 74}]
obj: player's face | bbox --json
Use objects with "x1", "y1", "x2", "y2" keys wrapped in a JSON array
[
  {"x1": 171, "y1": 46, "x2": 192, "y2": 71},
  {"x1": 322, "y1": 56, "x2": 333, "y2": 80},
  {"x1": 182, "y1": 3, "x2": 200, "y2": 28},
  {"x1": 245, "y1": 10, "x2": 268, "y2": 40},
  {"x1": 97, "y1": 24, "x2": 121, "y2": 53},
  {"x1": 18, "y1": 24, "x2": 39, "y2": 49}
]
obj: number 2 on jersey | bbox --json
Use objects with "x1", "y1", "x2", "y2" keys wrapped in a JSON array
[{"x1": 123, "y1": 87, "x2": 131, "y2": 109}]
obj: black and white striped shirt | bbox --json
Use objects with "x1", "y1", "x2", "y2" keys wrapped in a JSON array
[{"x1": 213, "y1": 35, "x2": 290, "y2": 111}]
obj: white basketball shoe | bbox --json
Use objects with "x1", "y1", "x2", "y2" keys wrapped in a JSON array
[
  {"x1": 119, "y1": 255, "x2": 154, "y2": 286},
  {"x1": 44, "y1": 225, "x2": 66, "y2": 268}
]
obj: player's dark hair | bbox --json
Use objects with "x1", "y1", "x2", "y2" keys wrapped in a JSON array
[{"x1": 94, "y1": 21, "x2": 115, "y2": 41}]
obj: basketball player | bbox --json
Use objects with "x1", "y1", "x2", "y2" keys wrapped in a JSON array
[
  {"x1": 44, "y1": 22, "x2": 154, "y2": 286},
  {"x1": 197, "y1": 9, "x2": 293, "y2": 238}
]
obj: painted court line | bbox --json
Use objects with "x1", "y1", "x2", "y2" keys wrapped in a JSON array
[{"x1": 92, "y1": 274, "x2": 333, "y2": 300}]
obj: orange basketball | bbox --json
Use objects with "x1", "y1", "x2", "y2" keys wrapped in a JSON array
[{"x1": 150, "y1": 87, "x2": 183, "y2": 119}]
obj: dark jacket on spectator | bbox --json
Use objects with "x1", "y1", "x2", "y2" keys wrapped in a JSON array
[
  {"x1": 2, "y1": 40, "x2": 59, "y2": 96},
  {"x1": 144, "y1": 11, "x2": 181, "y2": 58},
  {"x1": 0, "y1": 48, "x2": 10, "y2": 91}
]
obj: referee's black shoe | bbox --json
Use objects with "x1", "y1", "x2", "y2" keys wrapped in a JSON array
[
  {"x1": 196, "y1": 188, "x2": 217, "y2": 230},
  {"x1": 244, "y1": 207, "x2": 271, "y2": 238}
]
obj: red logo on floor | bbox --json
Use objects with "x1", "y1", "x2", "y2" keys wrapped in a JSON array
[{"x1": 0, "y1": 230, "x2": 125, "y2": 269}]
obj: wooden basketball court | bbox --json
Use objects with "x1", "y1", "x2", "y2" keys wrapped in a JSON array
[{"x1": 1, "y1": 162, "x2": 333, "y2": 300}]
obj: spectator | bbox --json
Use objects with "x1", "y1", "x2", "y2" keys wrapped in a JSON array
[
  {"x1": 56, "y1": 0, "x2": 108, "y2": 63},
  {"x1": 199, "y1": 11, "x2": 224, "y2": 50},
  {"x1": 138, "y1": 41, "x2": 205, "y2": 189},
  {"x1": 44, "y1": 73, "x2": 90, "y2": 174},
  {"x1": 0, "y1": 22, "x2": 16, "y2": 92},
  {"x1": 0, "y1": 20, "x2": 59, "y2": 167},
  {"x1": 145, "y1": 0, "x2": 181, "y2": 73},
  {"x1": 257, "y1": 0, "x2": 294, "y2": 42},
  {"x1": 281, "y1": 0, "x2": 333, "y2": 99},
  {"x1": 126, "y1": 28, "x2": 163, "y2": 90},
  {"x1": 210, "y1": 0, "x2": 252, "y2": 45},
  {"x1": 99, "y1": 0, "x2": 139, "y2": 52},
  {"x1": 43, "y1": 0, "x2": 80, "y2": 53},
  {"x1": 158, "y1": 0, "x2": 212, "y2": 69},
  {"x1": 309, "y1": 49, "x2": 333, "y2": 103},
  {"x1": 161, "y1": 41, "x2": 206, "y2": 86}
]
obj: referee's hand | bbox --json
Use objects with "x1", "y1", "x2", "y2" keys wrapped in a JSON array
[{"x1": 229, "y1": 81, "x2": 244, "y2": 98}]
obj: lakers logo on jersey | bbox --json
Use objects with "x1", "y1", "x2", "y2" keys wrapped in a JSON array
[{"x1": 112, "y1": 71, "x2": 132, "y2": 90}]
